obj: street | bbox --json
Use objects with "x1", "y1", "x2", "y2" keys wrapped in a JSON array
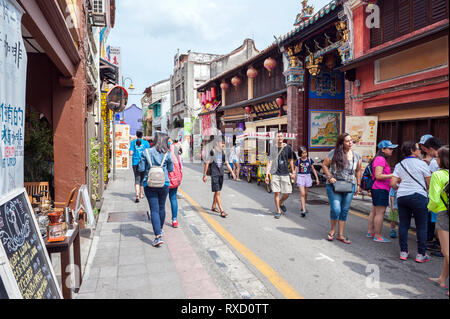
[{"x1": 176, "y1": 163, "x2": 446, "y2": 299}]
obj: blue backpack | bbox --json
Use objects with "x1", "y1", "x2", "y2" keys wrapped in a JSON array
[
  {"x1": 361, "y1": 163, "x2": 374, "y2": 191},
  {"x1": 137, "y1": 152, "x2": 147, "y2": 172}
]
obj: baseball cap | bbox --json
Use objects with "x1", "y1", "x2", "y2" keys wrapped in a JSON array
[
  {"x1": 378, "y1": 140, "x2": 398, "y2": 149},
  {"x1": 419, "y1": 134, "x2": 433, "y2": 145}
]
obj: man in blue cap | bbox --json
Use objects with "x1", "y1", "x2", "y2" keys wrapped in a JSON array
[{"x1": 419, "y1": 134, "x2": 434, "y2": 164}]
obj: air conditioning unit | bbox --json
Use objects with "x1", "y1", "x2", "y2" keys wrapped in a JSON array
[{"x1": 90, "y1": 12, "x2": 107, "y2": 27}]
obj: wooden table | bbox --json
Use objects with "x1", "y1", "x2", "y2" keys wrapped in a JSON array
[{"x1": 45, "y1": 224, "x2": 82, "y2": 299}]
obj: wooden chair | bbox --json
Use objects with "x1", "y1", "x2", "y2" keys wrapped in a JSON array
[
  {"x1": 24, "y1": 182, "x2": 51, "y2": 203},
  {"x1": 53, "y1": 187, "x2": 78, "y2": 213}
]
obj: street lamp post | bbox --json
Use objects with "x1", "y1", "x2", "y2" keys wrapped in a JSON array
[{"x1": 112, "y1": 77, "x2": 134, "y2": 181}]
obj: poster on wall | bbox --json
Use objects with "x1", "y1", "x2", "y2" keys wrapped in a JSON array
[
  {"x1": 346, "y1": 116, "x2": 378, "y2": 168},
  {"x1": 0, "y1": 0, "x2": 27, "y2": 197},
  {"x1": 309, "y1": 110, "x2": 343, "y2": 149},
  {"x1": 115, "y1": 124, "x2": 130, "y2": 169}
]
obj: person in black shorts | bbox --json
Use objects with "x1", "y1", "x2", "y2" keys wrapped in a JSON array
[{"x1": 203, "y1": 136, "x2": 236, "y2": 218}]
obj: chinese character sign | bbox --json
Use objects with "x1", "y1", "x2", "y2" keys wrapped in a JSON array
[{"x1": 0, "y1": 0, "x2": 27, "y2": 196}]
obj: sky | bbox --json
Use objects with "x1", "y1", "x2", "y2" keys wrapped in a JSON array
[{"x1": 108, "y1": 0, "x2": 331, "y2": 108}]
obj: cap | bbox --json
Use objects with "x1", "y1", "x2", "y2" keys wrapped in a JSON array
[
  {"x1": 378, "y1": 140, "x2": 398, "y2": 149},
  {"x1": 419, "y1": 134, "x2": 433, "y2": 145}
]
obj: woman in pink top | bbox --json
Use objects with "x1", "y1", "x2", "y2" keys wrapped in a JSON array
[{"x1": 367, "y1": 140, "x2": 398, "y2": 243}]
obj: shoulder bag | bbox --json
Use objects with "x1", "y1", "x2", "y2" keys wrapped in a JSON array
[{"x1": 332, "y1": 152, "x2": 355, "y2": 193}]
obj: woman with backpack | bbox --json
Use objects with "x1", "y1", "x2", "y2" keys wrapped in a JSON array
[
  {"x1": 367, "y1": 140, "x2": 397, "y2": 243},
  {"x1": 168, "y1": 138, "x2": 183, "y2": 228},
  {"x1": 142, "y1": 132, "x2": 174, "y2": 247},
  {"x1": 129, "y1": 131, "x2": 150, "y2": 203},
  {"x1": 294, "y1": 146, "x2": 320, "y2": 217},
  {"x1": 390, "y1": 141, "x2": 432, "y2": 263},
  {"x1": 427, "y1": 146, "x2": 449, "y2": 296}
]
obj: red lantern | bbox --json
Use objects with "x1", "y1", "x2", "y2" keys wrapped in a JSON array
[
  {"x1": 247, "y1": 66, "x2": 258, "y2": 79},
  {"x1": 264, "y1": 57, "x2": 277, "y2": 77},
  {"x1": 231, "y1": 76, "x2": 241, "y2": 90},
  {"x1": 220, "y1": 81, "x2": 229, "y2": 91},
  {"x1": 211, "y1": 87, "x2": 217, "y2": 101},
  {"x1": 245, "y1": 106, "x2": 252, "y2": 114},
  {"x1": 276, "y1": 97, "x2": 284, "y2": 107}
]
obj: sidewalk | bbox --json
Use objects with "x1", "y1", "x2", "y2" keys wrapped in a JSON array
[{"x1": 75, "y1": 169, "x2": 223, "y2": 299}]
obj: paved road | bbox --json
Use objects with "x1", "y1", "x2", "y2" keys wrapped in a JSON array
[{"x1": 177, "y1": 163, "x2": 447, "y2": 299}]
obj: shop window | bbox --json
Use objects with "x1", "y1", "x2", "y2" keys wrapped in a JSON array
[{"x1": 370, "y1": 0, "x2": 448, "y2": 48}]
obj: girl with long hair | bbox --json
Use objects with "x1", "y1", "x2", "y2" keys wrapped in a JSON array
[{"x1": 322, "y1": 133, "x2": 363, "y2": 244}]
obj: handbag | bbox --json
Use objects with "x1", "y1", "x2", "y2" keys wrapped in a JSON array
[{"x1": 332, "y1": 152, "x2": 355, "y2": 193}]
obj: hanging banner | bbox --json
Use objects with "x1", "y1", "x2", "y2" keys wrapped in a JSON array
[
  {"x1": 346, "y1": 116, "x2": 378, "y2": 168},
  {"x1": 0, "y1": 0, "x2": 28, "y2": 197}
]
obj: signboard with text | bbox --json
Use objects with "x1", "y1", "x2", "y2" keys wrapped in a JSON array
[
  {"x1": 346, "y1": 116, "x2": 378, "y2": 167},
  {"x1": 115, "y1": 124, "x2": 130, "y2": 169},
  {"x1": 0, "y1": 0, "x2": 28, "y2": 196}
]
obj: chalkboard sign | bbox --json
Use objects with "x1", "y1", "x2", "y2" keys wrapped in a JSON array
[{"x1": 0, "y1": 189, "x2": 62, "y2": 299}]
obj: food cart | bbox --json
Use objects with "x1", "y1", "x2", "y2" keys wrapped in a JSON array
[{"x1": 236, "y1": 132, "x2": 297, "y2": 193}]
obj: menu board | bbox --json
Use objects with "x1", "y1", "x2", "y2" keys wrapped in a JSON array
[
  {"x1": 0, "y1": 189, "x2": 61, "y2": 299},
  {"x1": 115, "y1": 124, "x2": 130, "y2": 169}
]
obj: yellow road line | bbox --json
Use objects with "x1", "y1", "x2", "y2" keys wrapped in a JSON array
[{"x1": 179, "y1": 188, "x2": 303, "y2": 299}]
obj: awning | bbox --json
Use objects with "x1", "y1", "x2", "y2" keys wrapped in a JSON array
[{"x1": 100, "y1": 58, "x2": 119, "y2": 84}]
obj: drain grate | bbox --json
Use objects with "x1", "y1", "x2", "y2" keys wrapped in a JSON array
[
  {"x1": 107, "y1": 211, "x2": 150, "y2": 223},
  {"x1": 306, "y1": 199, "x2": 329, "y2": 205}
]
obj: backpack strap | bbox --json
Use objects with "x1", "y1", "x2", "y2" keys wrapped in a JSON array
[
  {"x1": 145, "y1": 149, "x2": 152, "y2": 168},
  {"x1": 160, "y1": 152, "x2": 169, "y2": 167}
]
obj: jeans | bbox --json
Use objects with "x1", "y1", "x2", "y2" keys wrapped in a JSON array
[
  {"x1": 169, "y1": 187, "x2": 178, "y2": 221},
  {"x1": 326, "y1": 183, "x2": 355, "y2": 222},
  {"x1": 144, "y1": 186, "x2": 169, "y2": 237},
  {"x1": 397, "y1": 193, "x2": 428, "y2": 255}
]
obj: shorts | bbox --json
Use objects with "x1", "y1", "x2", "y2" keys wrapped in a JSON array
[
  {"x1": 436, "y1": 211, "x2": 449, "y2": 232},
  {"x1": 389, "y1": 208, "x2": 399, "y2": 223},
  {"x1": 132, "y1": 165, "x2": 145, "y2": 186},
  {"x1": 371, "y1": 189, "x2": 389, "y2": 207},
  {"x1": 297, "y1": 174, "x2": 312, "y2": 188},
  {"x1": 211, "y1": 175, "x2": 224, "y2": 193},
  {"x1": 271, "y1": 175, "x2": 292, "y2": 194}
]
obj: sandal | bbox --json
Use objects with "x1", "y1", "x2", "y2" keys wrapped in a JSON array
[
  {"x1": 212, "y1": 208, "x2": 220, "y2": 213},
  {"x1": 336, "y1": 235, "x2": 351, "y2": 245},
  {"x1": 428, "y1": 278, "x2": 449, "y2": 290},
  {"x1": 220, "y1": 211, "x2": 228, "y2": 218},
  {"x1": 327, "y1": 233, "x2": 335, "y2": 241}
]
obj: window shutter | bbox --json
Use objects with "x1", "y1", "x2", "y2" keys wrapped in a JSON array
[
  {"x1": 383, "y1": 0, "x2": 396, "y2": 42},
  {"x1": 398, "y1": 0, "x2": 412, "y2": 36},
  {"x1": 431, "y1": 0, "x2": 448, "y2": 23},
  {"x1": 413, "y1": 0, "x2": 428, "y2": 30}
]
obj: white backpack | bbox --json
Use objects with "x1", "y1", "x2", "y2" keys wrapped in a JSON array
[{"x1": 145, "y1": 149, "x2": 168, "y2": 188}]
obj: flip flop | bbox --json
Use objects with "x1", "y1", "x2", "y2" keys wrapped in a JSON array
[
  {"x1": 220, "y1": 211, "x2": 228, "y2": 218},
  {"x1": 211, "y1": 208, "x2": 220, "y2": 213},
  {"x1": 428, "y1": 278, "x2": 449, "y2": 290},
  {"x1": 327, "y1": 233, "x2": 335, "y2": 241},
  {"x1": 336, "y1": 236, "x2": 351, "y2": 245}
]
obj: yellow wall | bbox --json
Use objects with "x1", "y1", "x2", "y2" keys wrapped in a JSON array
[
  {"x1": 376, "y1": 36, "x2": 448, "y2": 83},
  {"x1": 373, "y1": 104, "x2": 449, "y2": 121}
]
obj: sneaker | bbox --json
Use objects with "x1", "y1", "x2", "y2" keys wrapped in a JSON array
[
  {"x1": 172, "y1": 220, "x2": 179, "y2": 228},
  {"x1": 373, "y1": 236, "x2": 391, "y2": 243},
  {"x1": 431, "y1": 250, "x2": 444, "y2": 258},
  {"x1": 400, "y1": 251, "x2": 409, "y2": 261},
  {"x1": 366, "y1": 232, "x2": 375, "y2": 238},
  {"x1": 415, "y1": 253, "x2": 431, "y2": 263},
  {"x1": 151, "y1": 237, "x2": 164, "y2": 247},
  {"x1": 390, "y1": 229, "x2": 397, "y2": 238},
  {"x1": 274, "y1": 212, "x2": 282, "y2": 219},
  {"x1": 426, "y1": 242, "x2": 441, "y2": 252},
  {"x1": 280, "y1": 205, "x2": 287, "y2": 213}
]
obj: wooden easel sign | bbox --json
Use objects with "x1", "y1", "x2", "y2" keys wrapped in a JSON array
[
  {"x1": 74, "y1": 185, "x2": 96, "y2": 229},
  {"x1": 0, "y1": 188, "x2": 62, "y2": 299}
]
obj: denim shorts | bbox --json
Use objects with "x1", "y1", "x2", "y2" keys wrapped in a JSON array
[
  {"x1": 211, "y1": 175, "x2": 224, "y2": 193},
  {"x1": 371, "y1": 189, "x2": 389, "y2": 207}
]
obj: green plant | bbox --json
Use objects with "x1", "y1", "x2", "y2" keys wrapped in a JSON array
[
  {"x1": 89, "y1": 137, "x2": 101, "y2": 201},
  {"x1": 24, "y1": 112, "x2": 54, "y2": 182}
]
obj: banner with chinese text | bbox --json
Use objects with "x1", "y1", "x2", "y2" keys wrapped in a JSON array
[
  {"x1": 0, "y1": 0, "x2": 27, "y2": 196},
  {"x1": 115, "y1": 124, "x2": 130, "y2": 169}
]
